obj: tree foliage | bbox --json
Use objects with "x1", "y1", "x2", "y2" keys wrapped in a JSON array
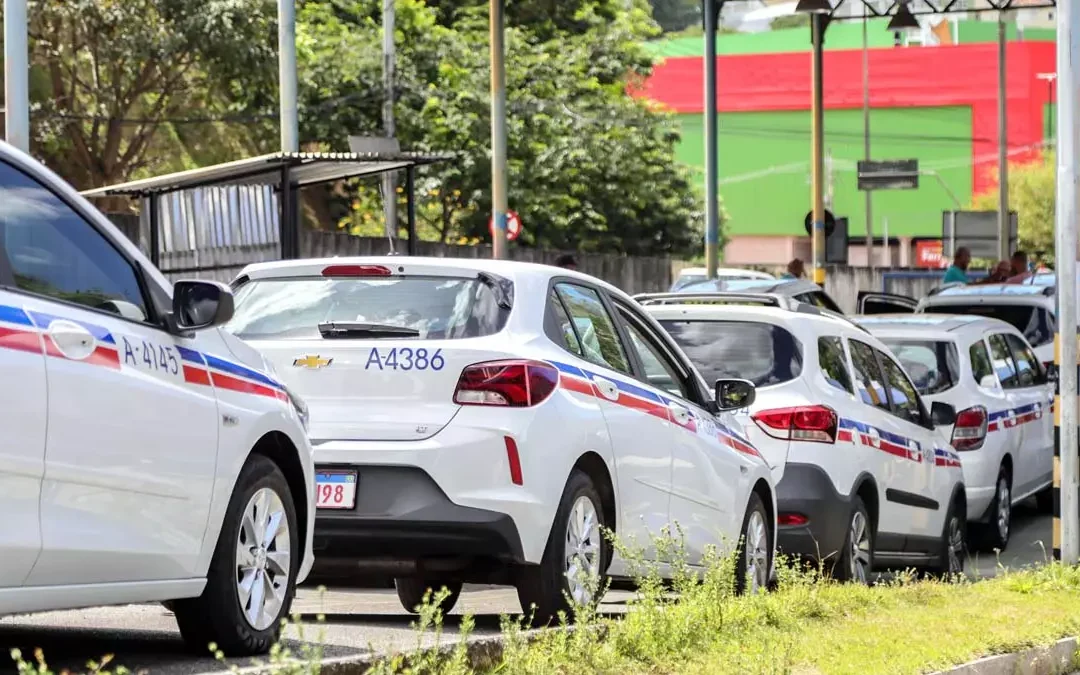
[
  {"x1": 645, "y1": 0, "x2": 700, "y2": 34},
  {"x1": 972, "y1": 152, "x2": 1054, "y2": 257}
]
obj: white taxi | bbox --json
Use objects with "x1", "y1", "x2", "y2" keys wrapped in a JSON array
[
  {"x1": 226, "y1": 257, "x2": 777, "y2": 623},
  {"x1": 0, "y1": 140, "x2": 314, "y2": 655}
]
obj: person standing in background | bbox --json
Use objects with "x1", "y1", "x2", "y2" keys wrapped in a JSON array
[
  {"x1": 554, "y1": 253, "x2": 578, "y2": 271},
  {"x1": 781, "y1": 258, "x2": 805, "y2": 280},
  {"x1": 1006, "y1": 250, "x2": 1033, "y2": 283},
  {"x1": 942, "y1": 247, "x2": 971, "y2": 285}
]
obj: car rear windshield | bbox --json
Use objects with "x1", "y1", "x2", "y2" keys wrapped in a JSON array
[
  {"x1": 923, "y1": 303, "x2": 1054, "y2": 347},
  {"x1": 226, "y1": 275, "x2": 511, "y2": 340},
  {"x1": 658, "y1": 319, "x2": 803, "y2": 387},
  {"x1": 879, "y1": 339, "x2": 960, "y2": 395}
]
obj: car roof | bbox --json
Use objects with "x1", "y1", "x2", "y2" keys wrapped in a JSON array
[
  {"x1": 642, "y1": 297, "x2": 860, "y2": 334},
  {"x1": 678, "y1": 267, "x2": 773, "y2": 278},
  {"x1": 680, "y1": 277, "x2": 817, "y2": 295},
  {"x1": 925, "y1": 283, "x2": 1055, "y2": 302},
  {"x1": 853, "y1": 313, "x2": 1020, "y2": 340}
]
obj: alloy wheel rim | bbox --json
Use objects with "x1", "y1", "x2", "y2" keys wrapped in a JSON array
[
  {"x1": 849, "y1": 511, "x2": 871, "y2": 583},
  {"x1": 744, "y1": 510, "x2": 770, "y2": 593},
  {"x1": 236, "y1": 487, "x2": 291, "y2": 631},
  {"x1": 564, "y1": 495, "x2": 601, "y2": 607},
  {"x1": 997, "y1": 478, "x2": 1011, "y2": 542},
  {"x1": 947, "y1": 516, "x2": 964, "y2": 574}
]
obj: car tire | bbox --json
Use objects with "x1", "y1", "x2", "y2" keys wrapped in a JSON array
[
  {"x1": 173, "y1": 454, "x2": 299, "y2": 656},
  {"x1": 929, "y1": 497, "x2": 966, "y2": 579},
  {"x1": 734, "y1": 491, "x2": 771, "y2": 595},
  {"x1": 972, "y1": 469, "x2": 1010, "y2": 552},
  {"x1": 516, "y1": 470, "x2": 607, "y2": 626},
  {"x1": 395, "y1": 578, "x2": 463, "y2": 615},
  {"x1": 832, "y1": 496, "x2": 873, "y2": 584}
]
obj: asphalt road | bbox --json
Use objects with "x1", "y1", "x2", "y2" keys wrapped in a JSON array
[{"x1": 0, "y1": 504, "x2": 1050, "y2": 675}]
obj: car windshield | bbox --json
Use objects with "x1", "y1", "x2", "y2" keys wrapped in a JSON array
[
  {"x1": 879, "y1": 339, "x2": 960, "y2": 395},
  {"x1": 226, "y1": 275, "x2": 511, "y2": 340},
  {"x1": 923, "y1": 303, "x2": 1054, "y2": 347},
  {"x1": 659, "y1": 319, "x2": 802, "y2": 387}
]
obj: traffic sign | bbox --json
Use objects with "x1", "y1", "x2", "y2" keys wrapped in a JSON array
[
  {"x1": 804, "y1": 209, "x2": 836, "y2": 238},
  {"x1": 857, "y1": 159, "x2": 919, "y2": 191},
  {"x1": 489, "y1": 210, "x2": 522, "y2": 242}
]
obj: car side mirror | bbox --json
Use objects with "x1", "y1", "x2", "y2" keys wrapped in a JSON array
[
  {"x1": 715, "y1": 378, "x2": 756, "y2": 412},
  {"x1": 167, "y1": 280, "x2": 235, "y2": 335},
  {"x1": 979, "y1": 374, "x2": 999, "y2": 389},
  {"x1": 931, "y1": 401, "x2": 957, "y2": 427}
]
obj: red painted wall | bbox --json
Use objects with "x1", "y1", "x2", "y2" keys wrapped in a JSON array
[{"x1": 635, "y1": 42, "x2": 1055, "y2": 194}]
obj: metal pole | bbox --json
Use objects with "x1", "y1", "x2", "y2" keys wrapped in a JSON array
[
  {"x1": 280, "y1": 165, "x2": 293, "y2": 259},
  {"x1": 704, "y1": 0, "x2": 720, "y2": 280},
  {"x1": 382, "y1": 0, "x2": 398, "y2": 239},
  {"x1": 997, "y1": 12, "x2": 1009, "y2": 261},
  {"x1": 1053, "y1": 0, "x2": 1080, "y2": 565},
  {"x1": 862, "y1": 7, "x2": 873, "y2": 271},
  {"x1": 4, "y1": 0, "x2": 30, "y2": 151},
  {"x1": 489, "y1": 0, "x2": 509, "y2": 260},
  {"x1": 148, "y1": 194, "x2": 161, "y2": 269},
  {"x1": 406, "y1": 165, "x2": 417, "y2": 256},
  {"x1": 810, "y1": 13, "x2": 826, "y2": 285},
  {"x1": 278, "y1": 0, "x2": 299, "y2": 153}
]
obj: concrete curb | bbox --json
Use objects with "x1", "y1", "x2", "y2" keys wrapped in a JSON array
[{"x1": 930, "y1": 637, "x2": 1079, "y2": 675}]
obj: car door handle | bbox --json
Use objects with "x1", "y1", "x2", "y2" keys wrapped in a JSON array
[
  {"x1": 592, "y1": 377, "x2": 620, "y2": 402},
  {"x1": 46, "y1": 320, "x2": 96, "y2": 360},
  {"x1": 667, "y1": 404, "x2": 691, "y2": 425}
]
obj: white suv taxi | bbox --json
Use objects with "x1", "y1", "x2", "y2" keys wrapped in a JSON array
[
  {"x1": 0, "y1": 140, "x2": 314, "y2": 656},
  {"x1": 854, "y1": 314, "x2": 1054, "y2": 552},
  {"x1": 638, "y1": 292, "x2": 967, "y2": 582},
  {"x1": 226, "y1": 257, "x2": 777, "y2": 623}
]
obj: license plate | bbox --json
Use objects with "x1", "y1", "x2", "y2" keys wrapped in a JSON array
[{"x1": 316, "y1": 471, "x2": 357, "y2": 510}]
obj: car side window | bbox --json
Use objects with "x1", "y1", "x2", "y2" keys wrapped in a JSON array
[
  {"x1": 0, "y1": 160, "x2": 149, "y2": 322},
  {"x1": 547, "y1": 289, "x2": 584, "y2": 357},
  {"x1": 818, "y1": 336, "x2": 854, "y2": 394},
  {"x1": 988, "y1": 333, "x2": 1019, "y2": 389},
  {"x1": 848, "y1": 339, "x2": 891, "y2": 412},
  {"x1": 1003, "y1": 333, "x2": 1041, "y2": 387},
  {"x1": 616, "y1": 307, "x2": 693, "y2": 401},
  {"x1": 554, "y1": 283, "x2": 630, "y2": 374},
  {"x1": 875, "y1": 347, "x2": 926, "y2": 426},
  {"x1": 969, "y1": 340, "x2": 995, "y2": 386}
]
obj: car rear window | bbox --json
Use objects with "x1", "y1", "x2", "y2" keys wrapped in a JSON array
[
  {"x1": 879, "y1": 339, "x2": 960, "y2": 395},
  {"x1": 659, "y1": 319, "x2": 802, "y2": 387},
  {"x1": 226, "y1": 275, "x2": 511, "y2": 340},
  {"x1": 923, "y1": 303, "x2": 1054, "y2": 347}
]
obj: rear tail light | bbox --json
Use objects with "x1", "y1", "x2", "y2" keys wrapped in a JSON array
[
  {"x1": 454, "y1": 360, "x2": 559, "y2": 407},
  {"x1": 752, "y1": 405, "x2": 837, "y2": 444},
  {"x1": 778, "y1": 513, "x2": 809, "y2": 527},
  {"x1": 322, "y1": 264, "x2": 392, "y2": 277},
  {"x1": 951, "y1": 405, "x2": 988, "y2": 451}
]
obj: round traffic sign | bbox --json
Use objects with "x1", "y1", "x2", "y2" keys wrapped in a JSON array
[
  {"x1": 489, "y1": 210, "x2": 522, "y2": 242},
  {"x1": 804, "y1": 209, "x2": 836, "y2": 238}
]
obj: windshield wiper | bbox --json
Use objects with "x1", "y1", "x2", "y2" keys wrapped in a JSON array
[{"x1": 318, "y1": 322, "x2": 420, "y2": 338}]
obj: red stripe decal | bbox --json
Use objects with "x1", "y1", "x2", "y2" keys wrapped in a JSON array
[
  {"x1": 617, "y1": 392, "x2": 670, "y2": 422},
  {"x1": 86, "y1": 346, "x2": 121, "y2": 370},
  {"x1": 837, "y1": 429, "x2": 853, "y2": 442},
  {"x1": 211, "y1": 371, "x2": 283, "y2": 400},
  {"x1": 988, "y1": 422, "x2": 1000, "y2": 432},
  {"x1": 0, "y1": 325, "x2": 43, "y2": 354},
  {"x1": 184, "y1": 365, "x2": 212, "y2": 386},
  {"x1": 561, "y1": 375, "x2": 596, "y2": 397}
]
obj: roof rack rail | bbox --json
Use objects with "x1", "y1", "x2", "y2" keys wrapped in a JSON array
[{"x1": 633, "y1": 291, "x2": 795, "y2": 309}]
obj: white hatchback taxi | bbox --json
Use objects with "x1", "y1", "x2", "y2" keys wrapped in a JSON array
[
  {"x1": 0, "y1": 141, "x2": 314, "y2": 655},
  {"x1": 854, "y1": 314, "x2": 1054, "y2": 552},
  {"x1": 225, "y1": 257, "x2": 777, "y2": 622},
  {"x1": 638, "y1": 292, "x2": 968, "y2": 582}
]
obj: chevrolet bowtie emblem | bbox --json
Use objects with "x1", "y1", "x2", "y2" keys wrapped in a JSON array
[{"x1": 293, "y1": 355, "x2": 332, "y2": 369}]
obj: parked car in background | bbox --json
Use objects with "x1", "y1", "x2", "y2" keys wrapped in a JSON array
[
  {"x1": 853, "y1": 314, "x2": 1054, "y2": 552},
  {"x1": 673, "y1": 278, "x2": 844, "y2": 315},
  {"x1": 670, "y1": 267, "x2": 775, "y2": 292},
  {"x1": 637, "y1": 291, "x2": 967, "y2": 583},
  {"x1": 226, "y1": 257, "x2": 777, "y2": 623}
]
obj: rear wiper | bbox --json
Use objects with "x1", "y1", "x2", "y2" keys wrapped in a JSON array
[{"x1": 318, "y1": 322, "x2": 420, "y2": 338}]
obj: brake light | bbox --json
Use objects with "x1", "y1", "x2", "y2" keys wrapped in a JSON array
[
  {"x1": 322, "y1": 264, "x2": 392, "y2": 277},
  {"x1": 951, "y1": 405, "x2": 988, "y2": 451},
  {"x1": 454, "y1": 360, "x2": 559, "y2": 407},
  {"x1": 778, "y1": 513, "x2": 809, "y2": 527},
  {"x1": 752, "y1": 405, "x2": 837, "y2": 443}
]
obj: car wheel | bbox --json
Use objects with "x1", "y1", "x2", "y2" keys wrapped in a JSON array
[
  {"x1": 832, "y1": 496, "x2": 873, "y2": 585},
  {"x1": 394, "y1": 578, "x2": 462, "y2": 615},
  {"x1": 173, "y1": 454, "x2": 299, "y2": 656},
  {"x1": 929, "y1": 498, "x2": 966, "y2": 579},
  {"x1": 734, "y1": 492, "x2": 771, "y2": 595},
  {"x1": 973, "y1": 469, "x2": 1010, "y2": 552},
  {"x1": 516, "y1": 470, "x2": 606, "y2": 626}
]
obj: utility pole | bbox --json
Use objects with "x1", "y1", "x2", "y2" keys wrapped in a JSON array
[
  {"x1": 1053, "y1": 0, "x2": 1080, "y2": 565},
  {"x1": 996, "y1": 11, "x2": 1009, "y2": 261},
  {"x1": 810, "y1": 13, "x2": 826, "y2": 286},
  {"x1": 703, "y1": 0, "x2": 722, "y2": 280},
  {"x1": 4, "y1": 0, "x2": 30, "y2": 152},
  {"x1": 382, "y1": 0, "x2": 398, "y2": 239},
  {"x1": 490, "y1": 0, "x2": 509, "y2": 259},
  {"x1": 862, "y1": 6, "x2": 873, "y2": 271},
  {"x1": 278, "y1": 0, "x2": 298, "y2": 153}
]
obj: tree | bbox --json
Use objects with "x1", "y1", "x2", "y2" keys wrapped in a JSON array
[
  {"x1": 972, "y1": 152, "x2": 1054, "y2": 257},
  {"x1": 647, "y1": 0, "x2": 700, "y2": 34}
]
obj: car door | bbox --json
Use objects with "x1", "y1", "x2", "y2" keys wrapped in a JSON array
[
  {"x1": 1001, "y1": 331, "x2": 1054, "y2": 497},
  {"x1": 0, "y1": 159, "x2": 220, "y2": 586},
  {"x1": 611, "y1": 300, "x2": 741, "y2": 566},
  {"x1": 553, "y1": 282, "x2": 674, "y2": 560},
  {"x1": 985, "y1": 332, "x2": 1029, "y2": 491},
  {"x1": 857, "y1": 291, "x2": 918, "y2": 315}
]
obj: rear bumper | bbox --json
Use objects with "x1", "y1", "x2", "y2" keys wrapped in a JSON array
[
  {"x1": 775, "y1": 463, "x2": 852, "y2": 563},
  {"x1": 956, "y1": 448, "x2": 999, "y2": 521}
]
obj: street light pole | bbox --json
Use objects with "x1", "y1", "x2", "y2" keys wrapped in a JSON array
[
  {"x1": 278, "y1": 0, "x2": 299, "y2": 153},
  {"x1": 703, "y1": 0, "x2": 721, "y2": 280},
  {"x1": 810, "y1": 13, "x2": 826, "y2": 286},
  {"x1": 996, "y1": 11, "x2": 1009, "y2": 261},
  {"x1": 382, "y1": 0, "x2": 398, "y2": 239},
  {"x1": 490, "y1": 0, "x2": 509, "y2": 260},
  {"x1": 862, "y1": 6, "x2": 873, "y2": 271},
  {"x1": 4, "y1": 0, "x2": 30, "y2": 152}
]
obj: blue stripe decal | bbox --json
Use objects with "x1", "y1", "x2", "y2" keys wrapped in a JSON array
[
  {"x1": 203, "y1": 353, "x2": 282, "y2": 389},
  {"x1": 593, "y1": 373, "x2": 662, "y2": 403},
  {"x1": 27, "y1": 310, "x2": 115, "y2": 345},
  {"x1": 839, "y1": 418, "x2": 921, "y2": 451},
  {"x1": 0, "y1": 304, "x2": 32, "y2": 327},
  {"x1": 176, "y1": 345, "x2": 205, "y2": 365},
  {"x1": 551, "y1": 360, "x2": 587, "y2": 378}
]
